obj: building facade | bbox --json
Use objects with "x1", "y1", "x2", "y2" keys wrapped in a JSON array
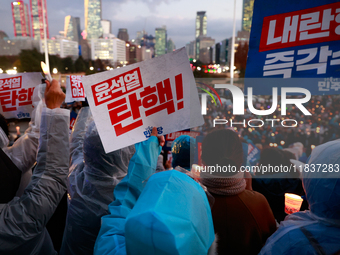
[
  {"x1": 155, "y1": 26, "x2": 167, "y2": 57},
  {"x1": 0, "y1": 38, "x2": 39, "y2": 56},
  {"x1": 101, "y1": 19, "x2": 111, "y2": 35},
  {"x1": 40, "y1": 39, "x2": 79, "y2": 59},
  {"x1": 117, "y1": 28, "x2": 129, "y2": 42},
  {"x1": 167, "y1": 38, "x2": 175, "y2": 52},
  {"x1": 84, "y1": 0, "x2": 103, "y2": 40},
  {"x1": 195, "y1": 11, "x2": 207, "y2": 38},
  {"x1": 64, "y1": 16, "x2": 81, "y2": 43},
  {"x1": 195, "y1": 36, "x2": 215, "y2": 62},
  {"x1": 242, "y1": 0, "x2": 254, "y2": 32},
  {"x1": 12, "y1": 1, "x2": 31, "y2": 37},
  {"x1": 30, "y1": 0, "x2": 49, "y2": 39},
  {"x1": 91, "y1": 38, "x2": 126, "y2": 66}
]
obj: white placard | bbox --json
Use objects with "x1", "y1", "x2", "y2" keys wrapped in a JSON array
[
  {"x1": 81, "y1": 48, "x2": 204, "y2": 153},
  {"x1": 65, "y1": 75, "x2": 85, "y2": 103},
  {"x1": 0, "y1": 72, "x2": 42, "y2": 119}
]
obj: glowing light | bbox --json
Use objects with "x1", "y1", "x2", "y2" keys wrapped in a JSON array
[
  {"x1": 311, "y1": 145, "x2": 315, "y2": 150},
  {"x1": 280, "y1": 141, "x2": 285, "y2": 145},
  {"x1": 90, "y1": 67, "x2": 94, "y2": 71},
  {"x1": 6, "y1": 69, "x2": 17, "y2": 75},
  {"x1": 269, "y1": 143, "x2": 273, "y2": 147}
]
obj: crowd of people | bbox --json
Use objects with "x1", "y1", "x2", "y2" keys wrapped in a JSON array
[{"x1": 0, "y1": 79, "x2": 339, "y2": 255}]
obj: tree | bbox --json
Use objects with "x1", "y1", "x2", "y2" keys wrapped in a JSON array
[
  {"x1": 74, "y1": 56, "x2": 87, "y2": 73},
  {"x1": 19, "y1": 48, "x2": 44, "y2": 72},
  {"x1": 62, "y1": 57, "x2": 75, "y2": 73}
]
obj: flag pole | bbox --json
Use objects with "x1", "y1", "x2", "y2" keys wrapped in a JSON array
[{"x1": 230, "y1": 0, "x2": 237, "y2": 86}]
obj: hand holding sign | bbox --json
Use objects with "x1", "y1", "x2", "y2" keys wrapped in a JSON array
[
  {"x1": 81, "y1": 48, "x2": 203, "y2": 153},
  {"x1": 45, "y1": 79, "x2": 65, "y2": 109},
  {"x1": 150, "y1": 127, "x2": 165, "y2": 147}
]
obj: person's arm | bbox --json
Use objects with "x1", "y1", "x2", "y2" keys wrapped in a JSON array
[
  {"x1": 3, "y1": 83, "x2": 45, "y2": 173},
  {"x1": 0, "y1": 79, "x2": 69, "y2": 251},
  {"x1": 94, "y1": 128, "x2": 164, "y2": 255}
]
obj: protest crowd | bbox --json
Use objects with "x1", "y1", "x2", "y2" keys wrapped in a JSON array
[{"x1": 0, "y1": 77, "x2": 339, "y2": 255}]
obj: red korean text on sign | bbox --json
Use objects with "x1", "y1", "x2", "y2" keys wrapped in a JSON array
[
  {"x1": 0, "y1": 76, "x2": 34, "y2": 112},
  {"x1": 92, "y1": 67, "x2": 144, "y2": 106},
  {"x1": 260, "y1": 2, "x2": 340, "y2": 52},
  {"x1": 106, "y1": 73, "x2": 184, "y2": 137},
  {"x1": 70, "y1": 75, "x2": 85, "y2": 98}
]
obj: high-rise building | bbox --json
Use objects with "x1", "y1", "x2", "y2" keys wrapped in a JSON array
[
  {"x1": 91, "y1": 37, "x2": 126, "y2": 66},
  {"x1": 185, "y1": 40, "x2": 195, "y2": 59},
  {"x1": 64, "y1": 16, "x2": 81, "y2": 43},
  {"x1": 228, "y1": 31, "x2": 250, "y2": 66},
  {"x1": 155, "y1": 26, "x2": 167, "y2": 57},
  {"x1": 195, "y1": 11, "x2": 207, "y2": 38},
  {"x1": 167, "y1": 38, "x2": 175, "y2": 52},
  {"x1": 84, "y1": 0, "x2": 103, "y2": 40},
  {"x1": 242, "y1": 0, "x2": 254, "y2": 32},
  {"x1": 30, "y1": 0, "x2": 49, "y2": 39},
  {"x1": 101, "y1": 19, "x2": 111, "y2": 35},
  {"x1": 12, "y1": 1, "x2": 31, "y2": 37},
  {"x1": 195, "y1": 36, "x2": 215, "y2": 62},
  {"x1": 117, "y1": 28, "x2": 129, "y2": 42}
]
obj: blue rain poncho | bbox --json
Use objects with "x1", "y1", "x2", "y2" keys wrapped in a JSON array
[
  {"x1": 60, "y1": 107, "x2": 135, "y2": 255},
  {"x1": 94, "y1": 137, "x2": 215, "y2": 255},
  {"x1": 260, "y1": 139, "x2": 340, "y2": 255}
]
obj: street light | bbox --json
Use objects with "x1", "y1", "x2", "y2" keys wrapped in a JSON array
[{"x1": 90, "y1": 67, "x2": 94, "y2": 71}]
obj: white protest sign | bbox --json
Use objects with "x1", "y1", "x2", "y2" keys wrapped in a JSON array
[
  {"x1": 82, "y1": 47, "x2": 204, "y2": 153},
  {"x1": 0, "y1": 72, "x2": 42, "y2": 119},
  {"x1": 65, "y1": 75, "x2": 86, "y2": 103}
]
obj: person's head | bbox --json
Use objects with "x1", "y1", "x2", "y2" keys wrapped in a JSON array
[
  {"x1": 83, "y1": 121, "x2": 135, "y2": 176},
  {"x1": 171, "y1": 135, "x2": 196, "y2": 170},
  {"x1": 303, "y1": 140, "x2": 340, "y2": 221},
  {"x1": 201, "y1": 129, "x2": 243, "y2": 174},
  {"x1": 125, "y1": 170, "x2": 215, "y2": 255}
]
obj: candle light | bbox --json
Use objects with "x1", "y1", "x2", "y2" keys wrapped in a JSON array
[
  {"x1": 41, "y1": 61, "x2": 52, "y2": 82},
  {"x1": 285, "y1": 193, "x2": 303, "y2": 214}
]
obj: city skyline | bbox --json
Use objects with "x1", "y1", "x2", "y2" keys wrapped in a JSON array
[{"x1": 0, "y1": 0, "x2": 243, "y2": 48}]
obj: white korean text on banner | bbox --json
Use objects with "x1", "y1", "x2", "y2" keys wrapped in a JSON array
[
  {"x1": 65, "y1": 75, "x2": 85, "y2": 103},
  {"x1": 81, "y1": 48, "x2": 204, "y2": 153},
  {"x1": 245, "y1": 0, "x2": 340, "y2": 95},
  {"x1": 0, "y1": 72, "x2": 42, "y2": 119}
]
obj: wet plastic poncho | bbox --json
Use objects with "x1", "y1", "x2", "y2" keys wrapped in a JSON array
[
  {"x1": 0, "y1": 107, "x2": 70, "y2": 255},
  {"x1": 3, "y1": 84, "x2": 44, "y2": 197},
  {"x1": 60, "y1": 107, "x2": 135, "y2": 255},
  {"x1": 94, "y1": 136, "x2": 215, "y2": 255},
  {"x1": 260, "y1": 139, "x2": 340, "y2": 255}
]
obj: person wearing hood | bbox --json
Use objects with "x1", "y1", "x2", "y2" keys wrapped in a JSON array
[
  {"x1": 60, "y1": 106, "x2": 135, "y2": 255},
  {"x1": 94, "y1": 128, "x2": 216, "y2": 255},
  {"x1": 171, "y1": 135, "x2": 196, "y2": 171},
  {"x1": 200, "y1": 129, "x2": 277, "y2": 255},
  {"x1": 0, "y1": 79, "x2": 70, "y2": 254},
  {"x1": 1, "y1": 82, "x2": 45, "y2": 197},
  {"x1": 260, "y1": 139, "x2": 340, "y2": 255}
]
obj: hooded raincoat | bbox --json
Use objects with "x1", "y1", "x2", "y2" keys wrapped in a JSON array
[
  {"x1": 260, "y1": 139, "x2": 340, "y2": 255},
  {"x1": 0, "y1": 107, "x2": 70, "y2": 255},
  {"x1": 60, "y1": 107, "x2": 135, "y2": 255},
  {"x1": 94, "y1": 136, "x2": 215, "y2": 255}
]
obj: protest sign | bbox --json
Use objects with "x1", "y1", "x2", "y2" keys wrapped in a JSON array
[
  {"x1": 65, "y1": 75, "x2": 85, "y2": 103},
  {"x1": 0, "y1": 72, "x2": 42, "y2": 119},
  {"x1": 245, "y1": 0, "x2": 340, "y2": 95},
  {"x1": 163, "y1": 129, "x2": 201, "y2": 151},
  {"x1": 81, "y1": 48, "x2": 204, "y2": 153}
]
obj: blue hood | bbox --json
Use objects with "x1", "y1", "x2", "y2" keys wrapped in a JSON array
[
  {"x1": 125, "y1": 170, "x2": 215, "y2": 255},
  {"x1": 303, "y1": 139, "x2": 340, "y2": 220}
]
